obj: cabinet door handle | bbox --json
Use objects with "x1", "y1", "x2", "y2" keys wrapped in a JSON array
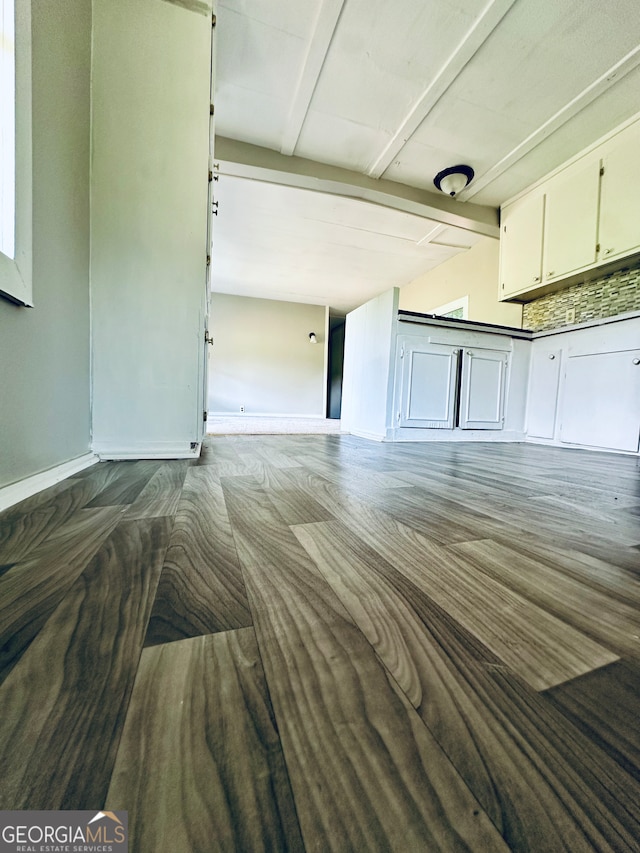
[
  {"x1": 533, "y1": 276, "x2": 540, "y2": 282},
  {"x1": 548, "y1": 354, "x2": 555, "y2": 360},
  {"x1": 546, "y1": 271, "x2": 555, "y2": 278},
  {"x1": 604, "y1": 248, "x2": 613, "y2": 255},
  {"x1": 633, "y1": 358, "x2": 640, "y2": 365}
]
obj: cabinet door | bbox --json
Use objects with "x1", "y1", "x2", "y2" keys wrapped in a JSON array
[
  {"x1": 543, "y1": 159, "x2": 599, "y2": 280},
  {"x1": 560, "y1": 349, "x2": 640, "y2": 451},
  {"x1": 459, "y1": 349, "x2": 508, "y2": 430},
  {"x1": 398, "y1": 340, "x2": 459, "y2": 428},
  {"x1": 527, "y1": 349, "x2": 561, "y2": 439},
  {"x1": 499, "y1": 194, "x2": 545, "y2": 298},
  {"x1": 599, "y1": 125, "x2": 640, "y2": 261}
]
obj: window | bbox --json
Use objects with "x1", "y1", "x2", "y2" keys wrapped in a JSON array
[
  {"x1": 0, "y1": 0, "x2": 15, "y2": 258},
  {"x1": 0, "y1": 0, "x2": 31, "y2": 306},
  {"x1": 432, "y1": 295, "x2": 469, "y2": 320}
]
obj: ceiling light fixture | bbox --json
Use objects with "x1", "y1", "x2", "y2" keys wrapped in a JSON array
[{"x1": 433, "y1": 165, "x2": 474, "y2": 198}]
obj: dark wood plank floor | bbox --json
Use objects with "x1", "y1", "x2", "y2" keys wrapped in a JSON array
[{"x1": 0, "y1": 435, "x2": 639, "y2": 852}]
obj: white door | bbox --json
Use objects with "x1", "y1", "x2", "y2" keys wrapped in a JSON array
[
  {"x1": 527, "y1": 349, "x2": 562, "y2": 439},
  {"x1": 599, "y1": 123, "x2": 640, "y2": 261},
  {"x1": 398, "y1": 339, "x2": 460, "y2": 429},
  {"x1": 198, "y1": 4, "x2": 217, "y2": 444},
  {"x1": 560, "y1": 349, "x2": 640, "y2": 451},
  {"x1": 543, "y1": 157, "x2": 600, "y2": 280},
  {"x1": 459, "y1": 348, "x2": 508, "y2": 430},
  {"x1": 499, "y1": 194, "x2": 545, "y2": 298}
]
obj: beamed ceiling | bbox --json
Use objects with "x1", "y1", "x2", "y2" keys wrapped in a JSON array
[{"x1": 212, "y1": 0, "x2": 640, "y2": 313}]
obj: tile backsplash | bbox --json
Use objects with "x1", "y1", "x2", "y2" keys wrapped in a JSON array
[{"x1": 522, "y1": 263, "x2": 640, "y2": 331}]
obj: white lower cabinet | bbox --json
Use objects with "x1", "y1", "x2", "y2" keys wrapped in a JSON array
[
  {"x1": 560, "y1": 349, "x2": 640, "y2": 452},
  {"x1": 526, "y1": 316, "x2": 640, "y2": 454},
  {"x1": 397, "y1": 337, "x2": 509, "y2": 432},
  {"x1": 527, "y1": 349, "x2": 562, "y2": 439},
  {"x1": 398, "y1": 339, "x2": 459, "y2": 428},
  {"x1": 459, "y1": 349, "x2": 508, "y2": 429}
]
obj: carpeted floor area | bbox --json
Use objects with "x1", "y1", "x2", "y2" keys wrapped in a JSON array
[{"x1": 206, "y1": 416, "x2": 344, "y2": 435}]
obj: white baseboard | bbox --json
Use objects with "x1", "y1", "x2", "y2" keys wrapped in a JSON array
[
  {"x1": 208, "y1": 412, "x2": 325, "y2": 419},
  {"x1": 348, "y1": 428, "x2": 386, "y2": 442},
  {"x1": 93, "y1": 441, "x2": 201, "y2": 461},
  {"x1": 525, "y1": 436, "x2": 639, "y2": 456},
  {"x1": 0, "y1": 452, "x2": 98, "y2": 513},
  {"x1": 385, "y1": 428, "x2": 527, "y2": 443}
]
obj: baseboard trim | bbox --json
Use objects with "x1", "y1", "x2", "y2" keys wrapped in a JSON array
[
  {"x1": 525, "y1": 436, "x2": 639, "y2": 456},
  {"x1": 208, "y1": 412, "x2": 325, "y2": 419},
  {"x1": 93, "y1": 441, "x2": 201, "y2": 461},
  {"x1": 348, "y1": 429, "x2": 386, "y2": 442},
  {"x1": 0, "y1": 452, "x2": 98, "y2": 512},
  {"x1": 386, "y1": 428, "x2": 526, "y2": 443}
]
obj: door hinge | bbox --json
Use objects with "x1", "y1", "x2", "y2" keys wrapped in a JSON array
[
  {"x1": 210, "y1": 103, "x2": 214, "y2": 116},
  {"x1": 205, "y1": 330, "x2": 213, "y2": 345},
  {"x1": 596, "y1": 242, "x2": 600, "y2": 253},
  {"x1": 400, "y1": 346, "x2": 404, "y2": 358},
  {"x1": 208, "y1": 170, "x2": 213, "y2": 182},
  {"x1": 203, "y1": 410, "x2": 208, "y2": 422},
  {"x1": 206, "y1": 254, "x2": 211, "y2": 266},
  {"x1": 212, "y1": 12, "x2": 216, "y2": 26},
  {"x1": 599, "y1": 165, "x2": 605, "y2": 176},
  {"x1": 397, "y1": 411, "x2": 401, "y2": 423}
]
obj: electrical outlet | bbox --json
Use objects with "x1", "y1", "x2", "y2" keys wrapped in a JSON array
[
  {"x1": 240, "y1": 405, "x2": 245, "y2": 413},
  {"x1": 565, "y1": 307, "x2": 575, "y2": 324}
]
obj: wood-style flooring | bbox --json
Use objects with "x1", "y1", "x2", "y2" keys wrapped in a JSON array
[{"x1": 0, "y1": 435, "x2": 639, "y2": 851}]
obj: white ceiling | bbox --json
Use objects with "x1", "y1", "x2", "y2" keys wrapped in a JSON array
[
  {"x1": 212, "y1": 177, "x2": 483, "y2": 312},
  {"x1": 212, "y1": 0, "x2": 640, "y2": 313}
]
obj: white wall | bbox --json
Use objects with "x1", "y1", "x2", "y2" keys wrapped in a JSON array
[
  {"x1": 90, "y1": 0, "x2": 212, "y2": 458},
  {"x1": 208, "y1": 294, "x2": 327, "y2": 416},
  {"x1": 0, "y1": 0, "x2": 92, "y2": 488},
  {"x1": 399, "y1": 237, "x2": 523, "y2": 328},
  {"x1": 341, "y1": 288, "x2": 399, "y2": 439}
]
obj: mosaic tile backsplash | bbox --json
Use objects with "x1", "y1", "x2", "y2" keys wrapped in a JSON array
[{"x1": 522, "y1": 263, "x2": 640, "y2": 331}]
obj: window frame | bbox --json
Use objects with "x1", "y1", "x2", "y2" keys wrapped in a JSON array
[
  {"x1": 0, "y1": 0, "x2": 32, "y2": 307},
  {"x1": 432, "y1": 295, "x2": 469, "y2": 320}
]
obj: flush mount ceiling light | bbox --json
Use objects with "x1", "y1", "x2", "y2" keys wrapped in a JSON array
[{"x1": 433, "y1": 165, "x2": 475, "y2": 198}]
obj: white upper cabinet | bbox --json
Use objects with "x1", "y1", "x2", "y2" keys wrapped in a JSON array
[
  {"x1": 543, "y1": 157, "x2": 600, "y2": 281},
  {"x1": 499, "y1": 115, "x2": 640, "y2": 302},
  {"x1": 500, "y1": 194, "x2": 544, "y2": 298},
  {"x1": 599, "y1": 122, "x2": 640, "y2": 261}
]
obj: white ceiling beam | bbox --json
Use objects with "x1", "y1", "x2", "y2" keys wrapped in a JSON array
[
  {"x1": 416, "y1": 223, "x2": 447, "y2": 246},
  {"x1": 366, "y1": 0, "x2": 517, "y2": 179},
  {"x1": 460, "y1": 44, "x2": 640, "y2": 201},
  {"x1": 216, "y1": 136, "x2": 500, "y2": 237},
  {"x1": 280, "y1": 0, "x2": 346, "y2": 156}
]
